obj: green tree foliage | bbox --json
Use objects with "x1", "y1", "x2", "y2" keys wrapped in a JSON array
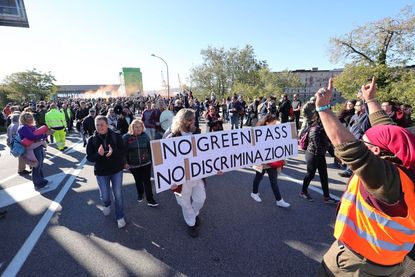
[
  {"x1": 330, "y1": 6, "x2": 415, "y2": 66},
  {"x1": 232, "y1": 69, "x2": 302, "y2": 100},
  {"x1": 334, "y1": 65, "x2": 415, "y2": 107},
  {"x1": 2, "y1": 69, "x2": 57, "y2": 102},
  {"x1": 190, "y1": 45, "x2": 265, "y2": 97},
  {"x1": 388, "y1": 70, "x2": 415, "y2": 106},
  {"x1": 189, "y1": 45, "x2": 301, "y2": 101}
]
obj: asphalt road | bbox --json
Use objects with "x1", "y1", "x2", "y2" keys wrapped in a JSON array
[{"x1": 1, "y1": 122, "x2": 415, "y2": 277}]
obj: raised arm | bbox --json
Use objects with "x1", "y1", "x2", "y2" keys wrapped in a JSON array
[
  {"x1": 361, "y1": 77, "x2": 395, "y2": 126},
  {"x1": 314, "y1": 78, "x2": 355, "y2": 146}
]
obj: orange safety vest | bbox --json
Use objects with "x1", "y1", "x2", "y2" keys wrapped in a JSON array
[{"x1": 334, "y1": 168, "x2": 415, "y2": 266}]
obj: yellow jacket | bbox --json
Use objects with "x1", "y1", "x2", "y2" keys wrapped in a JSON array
[{"x1": 45, "y1": 108, "x2": 66, "y2": 128}]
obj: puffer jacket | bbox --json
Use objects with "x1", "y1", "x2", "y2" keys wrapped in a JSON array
[
  {"x1": 122, "y1": 132, "x2": 151, "y2": 167},
  {"x1": 306, "y1": 122, "x2": 329, "y2": 156}
]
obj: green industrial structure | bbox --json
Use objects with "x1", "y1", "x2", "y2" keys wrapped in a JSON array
[{"x1": 120, "y1": 67, "x2": 143, "y2": 97}]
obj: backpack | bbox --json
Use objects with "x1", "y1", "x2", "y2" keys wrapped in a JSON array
[
  {"x1": 299, "y1": 126, "x2": 311, "y2": 151},
  {"x1": 10, "y1": 134, "x2": 26, "y2": 157}
]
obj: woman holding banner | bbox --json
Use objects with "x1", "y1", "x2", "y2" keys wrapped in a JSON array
[
  {"x1": 169, "y1": 108, "x2": 206, "y2": 238},
  {"x1": 123, "y1": 119, "x2": 158, "y2": 207},
  {"x1": 250, "y1": 114, "x2": 290, "y2": 208}
]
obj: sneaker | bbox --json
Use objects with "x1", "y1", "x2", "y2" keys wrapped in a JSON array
[
  {"x1": 250, "y1": 193, "x2": 262, "y2": 202},
  {"x1": 117, "y1": 217, "x2": 126, "y2": 229},
  {"x1": 276, "y1": 199, "x2": 290, "y2": 208},
  {"x1": 338, "y1": 171, "x2": 352, "y2": 178},
  {"x1": 324, "y1": 197, "x2": 339, "y2": 205},
  {"x1": 147, "y1": 199, "x2": 159, "y2": 207},
  {"x1": 188, "y1": 225, "x2": 198, "y2": 238},
  {"x1": 299, "y1": 192, "x2": 313, "y2": 202},
  {"x1": 195, "y1": 216, "x2": 201, "y2": 227},
  {"x1": 137, "y1": 195, "x2": 144, "y2": 203},
  {"x1": 102, "y1": 206, "x2": 110, "y2": 216},
  {"x1": 18, "y1": 170, "x2": 31, "y2": 175}
]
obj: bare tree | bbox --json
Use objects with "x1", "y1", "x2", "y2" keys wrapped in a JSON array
[{"x1": 330, "y1": 6, "x2": 415, "y2": 66}]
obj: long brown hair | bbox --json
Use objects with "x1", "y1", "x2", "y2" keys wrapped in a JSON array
[{"x1": 257, "y1": 114, "x2": 279, "y2": 126}]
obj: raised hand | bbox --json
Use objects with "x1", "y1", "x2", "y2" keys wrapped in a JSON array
[
  {"x1": 361, "y1": 77, "x2": 377, "y2": 102},
  {"x1": 315, "y1": 78, "x2": 333, "y2": 108}
]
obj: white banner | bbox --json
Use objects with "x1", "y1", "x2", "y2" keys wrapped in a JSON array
[{"x1": 151, "y1": 122, "x2": 298, "y2": 193}]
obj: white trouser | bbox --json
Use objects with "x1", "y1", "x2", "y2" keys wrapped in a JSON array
[{"x1": 175, "y1": 179, "x2": 206, "y2": 227}]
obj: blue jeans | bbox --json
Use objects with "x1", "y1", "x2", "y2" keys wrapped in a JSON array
[
  {"x1": 230, "y1": 115, "x2": 239, "y2": 130},
  {"x1": 32, "y1": 146, "x2": 47, "y2": 188},
  {"x1": 252, "y1": 168, "x2": 282, "y2": 201},
  {"x1": 96, "y1": 171, "x2": 124, "y2": 219}
]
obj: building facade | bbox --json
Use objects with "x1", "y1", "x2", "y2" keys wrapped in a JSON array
[
  {"x1": 284, "y1": 68, "x2": 344, "y2": 104},
  {"x1": 57, "y1": 67, "x2": 143, "y2": 98},
  {"x1": 57, "y1": 85, "x2": 121, "y2": 98}
]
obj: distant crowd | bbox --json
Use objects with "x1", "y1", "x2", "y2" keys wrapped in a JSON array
[{"x1": 3, "y1": 81, "x2": 415, "y2": 275}]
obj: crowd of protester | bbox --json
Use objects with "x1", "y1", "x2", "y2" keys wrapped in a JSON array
[{"x1": 1, "y1": 85, "x2": 415, "y2": 269}]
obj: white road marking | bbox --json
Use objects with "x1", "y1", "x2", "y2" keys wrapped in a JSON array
[
  {"x1": 1, "y1": 156, "x2": 87, "y2": 277},
  {"x1": 237, "y1": 168, "x2": 341, "y2": 201},
  {"x1": 279, "y1": 173, "x2": 340, "y2": 201},
  {"x1": 0, "y1": 171, "x2": 68, "y2": 208},
  {"x1": 0, "y1": 139, "x2": 82, "y2": 185}
]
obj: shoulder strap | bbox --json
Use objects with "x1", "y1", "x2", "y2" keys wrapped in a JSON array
[{"x1": 397, "y1": 164, "x2": 415, "y2": 184}]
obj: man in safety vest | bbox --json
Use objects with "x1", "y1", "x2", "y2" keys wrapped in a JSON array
[
  {"x1": 46, "y1": 103, "x2": 67, "y2": 151},
  {"x1": 316, "y1": 78, "x2": 415, "y2": 276}
]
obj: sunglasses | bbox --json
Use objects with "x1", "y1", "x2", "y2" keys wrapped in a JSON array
[{"x1": 359, "y1": 139, "x2": 378, "y2": 148}]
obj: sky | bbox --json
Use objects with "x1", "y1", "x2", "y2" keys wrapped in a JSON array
[{"x1": 0, "y1": 0, "x2": 413, "y2": 91}]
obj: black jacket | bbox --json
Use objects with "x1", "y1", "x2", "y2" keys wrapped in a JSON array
[
  {"x1": 75, "y1": 108, "x2": 89, "y2": 121},
  {"x1": 307, "y1": 122, "x2": 329, "y2": 156},
  {"x1": 86, "y1": 129, "x2": 126, "y2": 176},
  {"x1": 122, "y1": 133, "x2": 151, "y2": 167},
  {"x1": 82, "y1": 116, "x2": 96, "y2": 136}
]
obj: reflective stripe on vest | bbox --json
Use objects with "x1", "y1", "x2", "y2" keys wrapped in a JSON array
[
  {"x1": 46, "y1": 110, "x2": 65, "y2": 128},
  {"x1": 342, "y1": 191, "x2": 415, "y2": 236},
  {"x1": 334, "y1": 169, "x2": 415, "y2": 265},
  {"x1": 337, "y1": 214, "x2": 413, "y2": 252}
]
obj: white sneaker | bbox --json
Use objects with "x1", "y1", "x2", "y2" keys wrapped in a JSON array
[
  {"x1": 250, "y1": 193, "x2": 262, "y2": 202},
  {"x1": 117, "y1": 217, "x2": 126, "y2": 229},
  {"x1": 276, "y1": 199, "x2": 290, "y2": 208},
  {"x1": 102, "y1": 206, "x2": 110, "y2": 216}
]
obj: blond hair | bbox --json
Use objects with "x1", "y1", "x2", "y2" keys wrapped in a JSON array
[
  {"x1": 19, "y1": 111, "x2": 34, "y2": 125},
  {"x1": 128, "y1": 119, "x2": 146, "y2": 135},
  {"x1": 171, "y1": 108, "x2": 195, "y2": 134}
]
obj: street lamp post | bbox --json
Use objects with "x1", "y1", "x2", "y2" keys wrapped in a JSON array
[{"x1": 151, "y1": 53, "x2": 170, "y2": 98}]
